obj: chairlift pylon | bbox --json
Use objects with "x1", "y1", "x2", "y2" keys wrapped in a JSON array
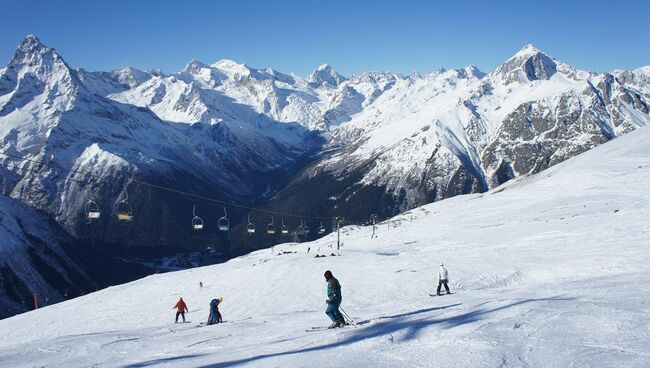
[
  {"x1": 115, "y1": 189, "x2": 133, "y2": 222},
  {"x1": 267, "y1": 216, "x2": 276, "y2": 235},
  {"x1": 85, "y1": 199, "x2": 101, "y2": 223},
  {"x1": 218, "y1": 206, "x2": 229, "y2": 231},
  {"x1": 247, "y1": 214, "x2": 256, "y2": 235},
  {"x1": 192, "y1": 205, "x2": 204, "y2": 230}
]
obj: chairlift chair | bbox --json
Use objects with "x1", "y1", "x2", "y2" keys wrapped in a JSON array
[
  {"x1": 192, "y1": 205, "x2": 204, "y2": 230},
  {"x1": 267, "y1": 216, "x2": 276, "y2": 235},
  {"x1": 318, "y1": 221, "x2": 326, "y2": 235},
  {"x1": 85, "y1": 200, "x2": 101, "y2": 222},
  {"x1": 281, "y1": 219, "x2": 289, "y2": 235},
  {"x1": 115, "y1": 190, "x2": 133, "y2": 222},
  {"x1": 247, "y1": 214, "x2": 256, "y2": 235},
  {"x1": 296, "y1": 220, "x2": 305, "y2": 235},
  {"x1": 218, "y1": 206, "x2": 229, "y2": 231}
]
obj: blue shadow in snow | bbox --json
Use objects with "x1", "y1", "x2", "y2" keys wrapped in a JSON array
[
  {"x1": 124, "y1": 353, "x2": 209, "y2": 367},
  {"x1": 198, "y1": 296, "x2": 573, "y2": 367}
]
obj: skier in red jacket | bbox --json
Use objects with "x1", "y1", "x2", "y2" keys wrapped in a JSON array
[{"x1": 173, "y1": 297, "x2": 188, "y2": 323}]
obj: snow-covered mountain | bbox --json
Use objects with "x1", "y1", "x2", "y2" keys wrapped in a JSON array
[
  {"x1": 0, "y1": 36, "x2": 322, "y2": 249},
  {"x1": 1, "y1": 123, "x2": 649, "y2": 367},
  {"x1": 1, "y1": 35, "x2": 649, "y2": 259},
  {"x1": 265, "y1": 44, "x2": 650, "y2": 218},
  {"x1": 0, "y1": 194, "x2": 92, "y2": 319}
]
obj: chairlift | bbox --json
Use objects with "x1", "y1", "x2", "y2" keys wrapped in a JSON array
[
  {"x1": 281, "y1": 219, "x2": 289, "y2": 235},
  {"x1": 296, "y1": 219, "x2": 305, "y2": 235},
  {"x1": 192, "y1": 205, "x2": 204, "y2": 230},
  {"x1": 267, "y1": 216, "x2": 276, "y2": 235},
  {"x1": 247, "y1": 214, "x2": 256, "y2": 235},
  {"x1": 318, "y1": 221, "x2": 326, "y2": 235},
  {"x1": 218, "y1": 206, "x2": 229, "y2": 231},
  {"x1": 85, "y1": 199, "x2": 101, "y2": 222},
  {"x1": 115, "y1": 189, "x2": 133, "y2": 222}
]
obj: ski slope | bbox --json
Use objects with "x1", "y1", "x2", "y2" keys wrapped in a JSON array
[{"x1": 1, "y1": 126, "x2": 650, "y2": 367}]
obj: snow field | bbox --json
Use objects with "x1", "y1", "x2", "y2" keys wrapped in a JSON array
[{"x1": 0, "y1": 128, "x2": 649, "y2": 367}]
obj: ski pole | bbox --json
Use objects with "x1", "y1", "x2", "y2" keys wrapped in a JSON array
[
  {"x1": 339, "y1": 307, "x2": 356, "y2": 327},
  {"x1": 342, "y1": 310, "x2": 354, "y2": 325}
]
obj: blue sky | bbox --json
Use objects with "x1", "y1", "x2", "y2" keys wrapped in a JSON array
[{"x1": 1, "y1": 0, "x2": 648, "y2": 76}]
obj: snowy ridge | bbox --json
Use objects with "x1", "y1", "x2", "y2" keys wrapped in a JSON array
[{"x1": 0, "y1": 125, "x2": 649, "y2": 367}]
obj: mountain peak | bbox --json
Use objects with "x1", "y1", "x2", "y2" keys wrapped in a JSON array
[
  {"x1": 18, "y1": 35, "x2": 46, "y2": 53},
  {"x1": 307, "y1": 63, "x2": 346, "y2": 87},
  {"x1": 462, "y1": 65, "x2": 486, "y2": 79},
  {"x1": 316, "y1": 63, "x2": 333, "y2": 72},
  {"x1": 11, "y1": 35, "x2": 54, "y2": 66},
  {"x1": 183, "y1": 59, "x2": 209, "y2": 74},
  {"x1": 110, "y1": 66, "x2": 153, "y2": 88},
  {"x1": 491, "y1": 44, "x2": 557, "y2": 83},
  {"x1": 513, "y1": 43, "x2": 542, "y2": 58},
  {"x1": 212, "y1": 59, "x2": 253, "y2": 77}
]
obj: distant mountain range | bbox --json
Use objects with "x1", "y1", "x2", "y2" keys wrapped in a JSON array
[{"x1": 0, "y1": 35, "x2": 648, "y2": 317}]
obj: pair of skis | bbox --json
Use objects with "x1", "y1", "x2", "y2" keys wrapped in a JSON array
[
  {"x1": 429, "y1": 292, "x2": 453, "y2": 297},
  {"x1": 308, "y1": 306, "x2": 356, "y2": 332},
  {"x1": 307, "y1": 325, "x2": 345, "y2": 332}
]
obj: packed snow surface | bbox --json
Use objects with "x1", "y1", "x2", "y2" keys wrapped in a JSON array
[{"x1": 1, "y1": 126, "x2": 649, "y2": 367}]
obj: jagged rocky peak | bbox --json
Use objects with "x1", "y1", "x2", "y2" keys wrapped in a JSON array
[
  {"x1": 110, "y1": 66, "x2": 153, "y2": 88},
  {"x1": 182, "y1": 59, "x2": 209, "y2": 74},
  {"x1": 14, "y1": 35, "x2": 46, "y2": 56},
  {"x1": 461, "y1": 65, "x2": 486, "y2": 79},
  {"x1": 9, "y1": 35, "x2": 66, "y2": 70},
  {"x1": 349, "y1": 70, "x2": 401, "y2": 85},
  {"x1": 614, "y1": 66, "x2": 650, "y2": 93},
  {"x1": 491, "y1": 43, "x2": 558, "y2": 84},
  {"x1": 307, "y1": 63, "x2": 346, "y2": 87},
  {"x1": 1, "y1": 35, "x2": 79, "y2": 97}
]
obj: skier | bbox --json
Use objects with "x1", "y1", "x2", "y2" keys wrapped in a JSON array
[
  {"x1": 207, "y1": 298, "x2": 223, "y2": 325},
  {"x1": 324, "y1": 270, "x2": 345, "y2": 328},
  {"x1": 437, "y1": 263, "x2": 451, "y2": 295},
  {"x1": 173, "y1": 297, "x2": 188, "y2": 323},
  {"x1": 199, "y1": 281, "x2": 203, "y2": 288}
]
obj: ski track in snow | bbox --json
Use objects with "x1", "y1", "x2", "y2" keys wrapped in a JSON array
[{"x1": 1, "y1": 131, "x2": 650, "y2": 366}]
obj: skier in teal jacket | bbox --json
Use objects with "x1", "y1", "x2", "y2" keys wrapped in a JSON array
[{"x1": 324, "y1": 270, "x2": 345, "y2": 328}]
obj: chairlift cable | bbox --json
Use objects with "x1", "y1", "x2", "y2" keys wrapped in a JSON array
[{"x1": 0, "y1": 151, "x2": 335, "y2": 220}]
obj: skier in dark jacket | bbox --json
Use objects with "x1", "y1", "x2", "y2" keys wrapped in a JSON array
[
  {"x1": 324, "y1": 270, "x2": 345, "y2": 328},
  {"x1": 207, "y1": 298, "x2": 223, "y2": 325}
]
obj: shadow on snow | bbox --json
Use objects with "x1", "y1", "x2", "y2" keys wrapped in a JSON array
[{"x1": 198, "y1": 296, "x2": 574, "y2": 367}]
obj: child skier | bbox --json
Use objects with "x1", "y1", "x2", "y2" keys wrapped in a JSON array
[{"x1": 207, "y1": 298, "x2": 223, "y2": 325}]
